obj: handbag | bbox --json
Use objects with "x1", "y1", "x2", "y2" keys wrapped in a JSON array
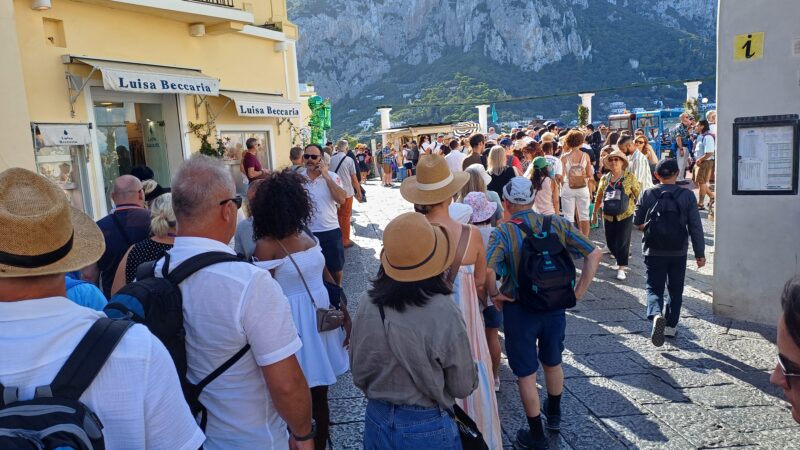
[
  {"x1": 377, "y1": 304, "x2": 488, "y2": 450},
  {"x1": 278, "y1": 241, "x2": 345, "y2": 332}
]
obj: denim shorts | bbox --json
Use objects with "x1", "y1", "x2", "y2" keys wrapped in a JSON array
[
  {"x1": 314, "y1": 228, "x2": 345, "y2": 273},
  {"x1": 503, "y1": 302, "x2": 566, "y2": 377},
  {"x1": 363, "y1": 399, "x2": 461, "y2": 450},
  {"x1": 482, "y1": 304, "x2": 503, "y2": 329}
]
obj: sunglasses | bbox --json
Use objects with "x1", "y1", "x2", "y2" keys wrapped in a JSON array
[
  {"x1": 219, "y1": 196, "x2": 243, "y2": 209},
  {"x1": 635, "y1": 140, "x2": 646, "y2": 145},
  {"x1": 303, "y1": 154, "x2": 320, "y2": 160},
  {"x1": 607, "y1": 158, "x2": 623, "y2": 163},
  {"x1": 778, "y1": 354, "x2": 800, "y2": 380}
]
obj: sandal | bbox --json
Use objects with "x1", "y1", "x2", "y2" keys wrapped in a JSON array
[{"x1": 697, "y1": 204, "x2": 706, "y2": 210}]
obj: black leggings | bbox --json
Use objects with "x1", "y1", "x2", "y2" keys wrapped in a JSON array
[
  {"x1": 604, "y1": 216, "x2": 633, "y2": 266},
  {"x1": 311, "y1": 386, "x2": 330, "y2": 450}
]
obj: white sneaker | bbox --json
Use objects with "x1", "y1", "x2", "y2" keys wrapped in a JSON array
[
  {"x1": 610, "y1": 264, "x2": 620, "y2": 271},
  {"x1": 616, "y1": 269, "x2": 626, "y2": 280},
  {"x1": 651, "y1": 315, "x2": 666, "y2": 347},
  {"x1": 664, "y1": 326, "x2": 678, "y2": 338}
]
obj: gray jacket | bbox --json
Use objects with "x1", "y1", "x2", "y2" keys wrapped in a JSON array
[{"x1": 350, "y1": 292, "x2": 478, "y2": 409}]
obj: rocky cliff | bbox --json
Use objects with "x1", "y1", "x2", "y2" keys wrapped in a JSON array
[{"x1": 288, "y1": 0, "x2": 717, "y2": 135}]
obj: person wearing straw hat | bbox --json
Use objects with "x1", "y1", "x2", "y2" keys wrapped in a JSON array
[
  {"x1": 592, "y1": 148, "x2": 641, "y2": 281},
  {"x1": 401, "y1": 154, "x2": 503, "y2": 450},
  {"x1": 486, "y1": 177, "x2": 601, "y2": 449},
  {"x1": 350, "y1": 212, "x2": 477, "y2": 449},
  {"x1": 0, "y1": 168, "x2": 205, "y2": 449}
]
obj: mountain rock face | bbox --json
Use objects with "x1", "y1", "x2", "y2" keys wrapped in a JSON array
[{"x1": 288, "y1": 0, "x2": 717, "y2": 134}]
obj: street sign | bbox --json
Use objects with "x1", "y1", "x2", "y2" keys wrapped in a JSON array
[{"x1": 734, "y1": 32, "x2": 764, "y2": 61}]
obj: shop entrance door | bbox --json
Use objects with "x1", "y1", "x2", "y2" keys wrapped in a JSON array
[
  {"x1": 219, "y1": 130, "x2": 273, "y2": 194},
  {"x1": 92, "y1": 90, "x2": 181, "y2": 211}
]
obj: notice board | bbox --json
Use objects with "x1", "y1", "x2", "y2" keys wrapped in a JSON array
[{"x1": 732, "y1": 115, "x2": 799, "y2": 195}]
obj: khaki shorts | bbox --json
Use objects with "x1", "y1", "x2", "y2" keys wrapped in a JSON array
[
  {"x1": 695, "y1": 159, "x2": 714, "y2": 184},
  {"x1": 382, "y1": 163, "x2": 392, "y2": 173}
]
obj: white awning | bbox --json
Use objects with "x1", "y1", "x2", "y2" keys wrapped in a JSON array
[
  {"x1": 37, "y1": 124, "x2": 92, "y2": 146},
  {"x1": 73, "y1": 57, "x2": 220, "y2": 96},
  {"x1": 221, "y1": 90, "x2": 301, "y2": 118}
]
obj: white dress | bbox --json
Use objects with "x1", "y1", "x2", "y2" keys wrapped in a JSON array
[{"x1": 255, "y1": 244, "x2": 349, "y2": 387}]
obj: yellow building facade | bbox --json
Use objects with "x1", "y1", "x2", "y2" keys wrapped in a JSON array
[{"x1": 4, "y1": 0, "x2": 304, "y2": 218}]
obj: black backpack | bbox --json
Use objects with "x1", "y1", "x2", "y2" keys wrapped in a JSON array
[
  {"x1": 602, "y1": 175, "x2": 629, "y2": 217},
  {"x1": 0, "y1": 318, "x2": 132, "y2": 449},
  {"x1": 513, "y1": 215, "x2": 577, "y2": 313},
  {"x1": 411, "y1": 147, "x2": 420, "y2": 162},
  {"x1": 104, "y1": 251, "x2": 250, "y2": 429},
  {"x1": 643, "y1": 189, "x2": 688, "y2": 251}
]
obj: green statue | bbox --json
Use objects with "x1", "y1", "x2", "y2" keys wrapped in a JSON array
[{"x1": 308, "y1": 95, "x2": 331, "y2": 147}]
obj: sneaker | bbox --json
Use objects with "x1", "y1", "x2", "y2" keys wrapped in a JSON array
[
  {"x1": 664, "y1": 326, "x2": 678, "y2": 338},
  {"x1": 651, "y1": 315, "x2": 666, "y2": 347},
  {"x1": 542, "y1": 400, "x2": 561, "y2": 432},
  {"x1": 610, "y1": 264, "x2": 620, "y2": 271},
  {"x1": 516, "y1": 429, "x2": 549, "y2": 450},
  {"x1": 616, "y1": 269, "x2": 626, "y2": 281}
]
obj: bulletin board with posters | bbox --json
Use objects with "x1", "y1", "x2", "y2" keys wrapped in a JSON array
[{"x1": 732, "y1": 114, "x2": 800, "y2": 195}]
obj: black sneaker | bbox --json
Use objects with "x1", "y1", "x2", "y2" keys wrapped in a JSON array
[
  {"x1": 542, "y1": 400, "x2": 561, "y2": 432},
  {"x1": 651, "y1": 315, "x2": 666, "y2": 347},
  {"x1": 516, "y1": 429, "x2": 549, "y2": 450}
]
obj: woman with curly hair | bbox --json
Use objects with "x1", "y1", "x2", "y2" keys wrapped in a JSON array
[{"x1": 251, "y1": 170, "x2": 350, "y2": 450}]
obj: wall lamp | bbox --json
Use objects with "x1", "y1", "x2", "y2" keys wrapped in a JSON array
[{"x1": 31, "y1": 0, "x2": 52, "y2": 10}]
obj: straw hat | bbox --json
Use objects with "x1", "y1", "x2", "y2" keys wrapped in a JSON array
[
  {"x1": 0, "y1": 168, "x2": 104, "y2": 278},
  {"x1": 381, "y1": 212, "x2": 456, "y2": 282},
  {"x1": 400, "y1": 155, "x2": 469, "y2": 205},
  {"x1": 603, "y1": 148, "x2": 629, "y2": 171}
]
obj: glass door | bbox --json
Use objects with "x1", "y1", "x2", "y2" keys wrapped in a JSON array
[
  {"x1": 94, "y1": 100, "x2": 172, "y2": 210},
  {"x1": 219, "y1": 130, "x2": 272, "y2": 195}
]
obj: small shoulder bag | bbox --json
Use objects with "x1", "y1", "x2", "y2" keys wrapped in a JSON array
[{"x1": 278, "y1": 241, "x2": 345, "y2": 332}]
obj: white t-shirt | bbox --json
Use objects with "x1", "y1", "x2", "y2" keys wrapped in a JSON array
[
  {"x1": 330, "y1": 152, "x2": 358, "y2": 197},
  {"x1": 155, "y1": 237, "x2": 302, "y2": 450},
  {"x1": 544, "y1": 155, "x2": 563, "y2": 179},
  {"x1": 301, "y1": 169, "x2": 344, "y2": 233},
  {"x1": 0, "y1": 297, "x2": 205, "y2": 450},
  {"x1": 445, "y1": 150, "x2": 467, "y2": 173}
]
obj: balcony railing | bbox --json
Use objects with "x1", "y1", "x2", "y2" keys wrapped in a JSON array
[{"x1": 185, "y1": 0, "x2": 235, "y2": 7}]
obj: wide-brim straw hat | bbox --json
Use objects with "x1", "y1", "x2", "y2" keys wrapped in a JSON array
[
  {"x1": 401, "y1": 154, "x2": 469, "y2": 205},
  {"x1": 0, "y1": 168, "x2": 104, "y2": 278},
  {"x1": 381, "y1": 212, "x2": 456, "y2": 282},
  {"x1": 603, "y1": 148, "x2": 629, "y2": 171}
]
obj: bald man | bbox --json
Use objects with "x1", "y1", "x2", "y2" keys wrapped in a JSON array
[{"x1": 84, "y1": 175, "x2": 151, "y2": 297}]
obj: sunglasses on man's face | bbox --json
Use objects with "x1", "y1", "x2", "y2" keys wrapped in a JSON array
[
  {"x1": 778, "y1": 354, "x2": 800, "y2": 381},
  {"x1": 303, "y1": 154, "x2": 320, "y2": 160},
  {"x1": 219, "y1": 196, "x2": 243, "y2": 209}
]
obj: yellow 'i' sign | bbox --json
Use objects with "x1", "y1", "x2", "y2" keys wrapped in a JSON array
[{"x1": 734, "y1": 32, "x2": 764, "y2": 61}]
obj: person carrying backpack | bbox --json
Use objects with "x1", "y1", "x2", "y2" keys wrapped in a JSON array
[
  {"x1": 591, "y1": 148, "x2": 641, "y2": 281},
  {"x1": 0, "y1": 168, "x2": 204, "y2": 450},
  {"x1": 634, "y1": 159, "x2": 705, "y2": 347},
  {"x1": 487, "y1": 177, "x2": 601, "y2": 450}
]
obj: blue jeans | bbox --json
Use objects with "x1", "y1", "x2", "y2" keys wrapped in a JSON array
[
  {"x1": 363, "y1": 400, "x2": 461, "y2": 450},
  {"x1": 645, "y1": 255, "x2": 687, "y2": 327}
]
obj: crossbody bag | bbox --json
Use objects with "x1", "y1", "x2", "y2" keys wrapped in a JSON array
[{"x1": 278, "y1": 241, "x2": 345, "y2": 332}]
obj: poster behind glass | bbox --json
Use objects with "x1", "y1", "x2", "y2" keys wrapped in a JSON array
[{"x1": 733, "y1": 118, "x2": 799, "y2": 195}]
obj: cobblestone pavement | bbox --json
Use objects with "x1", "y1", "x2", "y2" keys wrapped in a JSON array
[{"x1": 328, "y1": 179, "x2": 795, "y2": 449}]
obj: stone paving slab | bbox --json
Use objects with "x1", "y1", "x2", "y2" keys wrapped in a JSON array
[{"x1": 326, "y1": 182, "x2": 796, "y2": 449}]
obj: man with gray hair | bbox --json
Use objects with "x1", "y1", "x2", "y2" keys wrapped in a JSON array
[
  {"x1": 85, "y1": 174, "x2": 151, "y2": 297},
  {"x1": 157, "y1": 156, "x2": 315, "y2": 450}
]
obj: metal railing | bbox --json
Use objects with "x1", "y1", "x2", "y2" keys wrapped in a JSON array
[{"x1": 185, "y1": 0, "x2": 235, "y2": 8}]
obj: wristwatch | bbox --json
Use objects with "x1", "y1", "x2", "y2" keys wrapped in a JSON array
[{"x1": 292, "y1": 419, "x2": 317, "y2": 442}]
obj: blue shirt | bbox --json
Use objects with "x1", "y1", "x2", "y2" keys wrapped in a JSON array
[{"x1": 65, "y1": 276, "x2": 108, "y2": 310}]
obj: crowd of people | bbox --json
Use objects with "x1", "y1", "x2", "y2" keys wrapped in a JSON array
[{"x1": 1, "y1": 107, "x2": 798, "y2": 450}]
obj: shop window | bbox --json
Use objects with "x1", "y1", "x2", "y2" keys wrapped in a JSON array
[
  {"x1": 43, "y1": 18, "x2": 66, "y2": 48},
  {"x1": 219, "y1": 130, "x2": 272, "y2": 194}
]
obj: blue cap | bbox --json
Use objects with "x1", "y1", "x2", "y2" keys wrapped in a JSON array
[{"x1": 499, "y1": 138, "x2": 513, "y2": 147}]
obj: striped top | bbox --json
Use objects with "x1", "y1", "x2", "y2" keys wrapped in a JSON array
[
  {"x1": 487, "y1": 210, "x2": 596, "y2": 298},
  {"x1": 628, "y1": 150, "x2": 653, "y2": 194}
]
